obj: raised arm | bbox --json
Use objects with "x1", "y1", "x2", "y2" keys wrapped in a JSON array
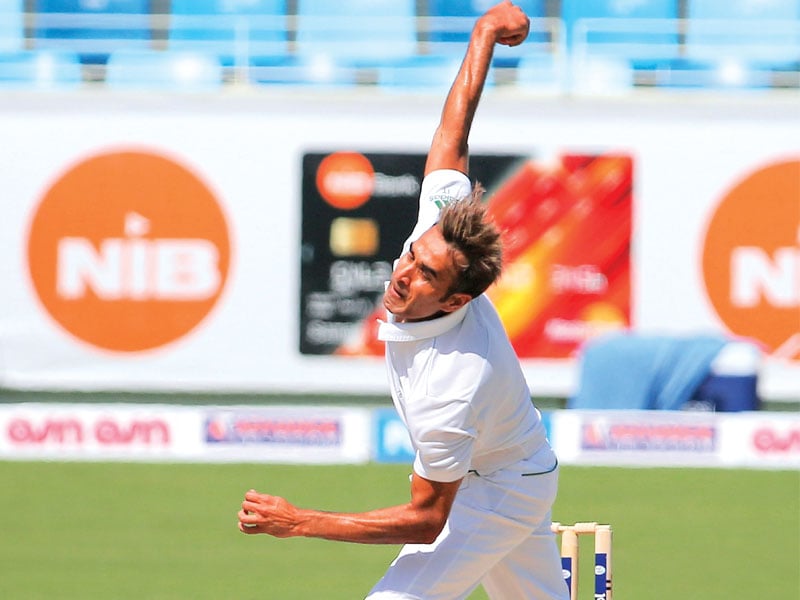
[{"x1": 424, "y1": 1, "x2": 530, "y2": 176}]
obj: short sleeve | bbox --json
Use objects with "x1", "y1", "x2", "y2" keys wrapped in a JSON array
[
  {"x1": 408, "y1": 397, "x2": 476, "y2": 483},
  {"x1": 400, "y1": 169, "x2": 472, "y2": 255}
]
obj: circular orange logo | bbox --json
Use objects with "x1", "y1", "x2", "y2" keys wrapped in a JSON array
[
  {"x1": 27, "y1": 150, "x2": 231, "y2": 353},
  {"x1": 316, "y1": 151, "x2": 374, "y2": 210},
  {"x1": 702, "y1": 158, "x2": 800, "y2": 357}
]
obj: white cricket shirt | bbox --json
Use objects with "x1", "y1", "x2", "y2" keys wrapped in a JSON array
[{"x1": 378, "y1": 170, "x2": 550, "y2": 483}]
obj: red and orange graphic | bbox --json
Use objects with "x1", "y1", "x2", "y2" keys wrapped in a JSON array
[
  {"x1": 27, "y1": 149, "x2": 230, "y2": 353},
  {"x1": 487, "y1": 154, "x2": 632, "y2": 357},
  {"x1": 331, "y1": 153, "x2": 633, "y2": 359}
]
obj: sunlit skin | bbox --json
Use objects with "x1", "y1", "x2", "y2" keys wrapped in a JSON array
[{"x1": 383, "y1": 225, "x2": 472, "y2": 323}]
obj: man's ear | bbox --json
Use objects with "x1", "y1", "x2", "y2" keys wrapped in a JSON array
[{"x1": 442, "y1": 292, "x2": 472, "y2": 313}]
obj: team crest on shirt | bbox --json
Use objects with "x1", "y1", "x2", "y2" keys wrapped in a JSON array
[{"x1": 430, "y1": 194, "x2": 460, "y2": 209}]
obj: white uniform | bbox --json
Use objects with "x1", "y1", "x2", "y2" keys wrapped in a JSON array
[{"x1": 367, "y1": 170, "x2": 568, "y2": 600}]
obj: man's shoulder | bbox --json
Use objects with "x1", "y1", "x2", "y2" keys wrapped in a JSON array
[{"x1": 421, "y1": 169, "x2": 472, "y2": 208}]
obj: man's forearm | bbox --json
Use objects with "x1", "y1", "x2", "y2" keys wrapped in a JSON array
[
  {"x1": 423, "y1": 3, "x2": 529, "y2": 175},
  {"x1": 425, "y1": 23, "x2": 497, "y2": 175},
  {"x1": 239, "y1": 475, "x2": 461, "y2": 544},
  {"x1": 439, "y1": 25, "x2": 497, "y2": 144},
  {"x1": 291, "y1": 503, "x2": 445, "y2": 545}
]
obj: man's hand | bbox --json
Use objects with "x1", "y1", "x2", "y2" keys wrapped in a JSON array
[
  {"x1": 479, "y1": 0, "x2": 530, "y2": 47},
  {"x1": 238, "y1": 489, "x2": 300, "y2": 537}
]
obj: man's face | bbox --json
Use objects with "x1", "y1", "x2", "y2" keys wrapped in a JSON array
[{"x1": 383, "y1": 226, "x2": 470, "y2": 322}]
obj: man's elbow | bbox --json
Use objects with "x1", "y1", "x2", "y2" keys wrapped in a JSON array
[{"x1": 413, "y1": 513, "x2": 448, "y2": 544}]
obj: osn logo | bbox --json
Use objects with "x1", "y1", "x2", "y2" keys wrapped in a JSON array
[
  {"x1": 27, "y1": 150, "x2": 230, "y2": 353},
  {"x1": 316, "y1": 151, "x2": 374, "y2": 210},
  {"x1": 702, "y1": 159, "x2": 799, "y2": 359}
]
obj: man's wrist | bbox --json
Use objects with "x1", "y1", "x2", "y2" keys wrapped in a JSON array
[
  {"x1": 292, "y1": 508, "x2": 314, "y2": 538},
  {"x1": 472, "y1": 18, "x2": 502, "y2": 46}
]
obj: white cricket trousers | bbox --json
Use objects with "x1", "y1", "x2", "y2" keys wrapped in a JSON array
[{"x1": 366, "y1": 455, "x2": 568, "y2": 600}]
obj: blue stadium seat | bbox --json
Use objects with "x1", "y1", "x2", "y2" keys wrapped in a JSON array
[
  {"x1": 561, "y1": 0, "x2": 679, "y2": 59},
  {"x1": 168, "y1": 0, "x2": 289, "y2": 66},
  {"x1": 652, "y1": 1, "x2": 800, "y2": 89},
  {"x1": 515, "y1": 53, "x2": 569, "y2": 93},
  {"x1": 0, "y1": 49, "x2": 82, "y2": 88},
  {"x1": 33, "y1": 0, "x2": 151, "y2": 64},
  {"x1": 685, "y1": 0, "x2": 800, "y2": 63},
  {"x1": 248, "y1": 54, "x2": 358, "y2": 86},
  {"x1": 0, "y1": 0, "x2": 24, "y2": 52},
  {"x1": 647, "y1": 57, "x2": 776, "y2": 89},
  {"x1": 561, "y1": 0, "x2": 680, "y2": 90},
  {"x1": 375, "y1": 54, "x2": 463, "y2": 91},
  {"x1": 105, "y1": 49, "x2": 223, "y2": 90},
  {"x1": 295, "y1": 0, "x2": 417, "y2": 66}
]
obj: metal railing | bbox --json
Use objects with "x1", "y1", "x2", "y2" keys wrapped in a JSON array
[
  {"x1": 571, "y1": 17, "x2": 800, "y2": 89},
  {"x1": 5, "y1": 12, "x2": 565, "y2": 89},
  {"x1": 1, "y1": 11, "x2": 798, "y2": 92}
]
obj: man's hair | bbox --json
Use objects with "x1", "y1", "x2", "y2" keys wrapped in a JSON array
[{"x1": 437, "y1": 184, "x2": 503, "y2": 299}]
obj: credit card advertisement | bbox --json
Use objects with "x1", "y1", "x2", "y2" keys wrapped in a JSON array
[{"x1": 300, "y1": 151, "x2": 633, "y2": 359}]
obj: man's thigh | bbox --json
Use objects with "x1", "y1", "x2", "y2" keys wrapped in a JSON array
[
  {"x1": 481, "y1": 522, "x2": 569, "y2": 600},
  {"x1": 367, "y1": 470, "x2": 558, "y2": 600}
]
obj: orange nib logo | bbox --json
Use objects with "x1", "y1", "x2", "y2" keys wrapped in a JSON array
[
  {"x1": 316, "y1": 151, "x2": 375, "y2": 210},
  {"x1": 27, "y1": 150, "x2": 231, "y2": 353},
  {"x1": 702, "y1": 159, "x2": 800, "y2": 359}
]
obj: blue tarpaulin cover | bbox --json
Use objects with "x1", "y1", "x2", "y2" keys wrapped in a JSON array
[{"x1": 569, "y1": 333, "x2": 729, "y2": 410}]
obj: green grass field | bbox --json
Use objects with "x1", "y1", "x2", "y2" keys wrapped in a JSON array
[{"x1": 1, "y1": 461, "x2": 797, "y2": 599}]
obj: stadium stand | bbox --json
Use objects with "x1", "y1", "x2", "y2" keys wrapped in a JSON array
[
  {"x1": 168, "y1": 0, "x2": 289, "y2": 67},
  {"x1": 33, "y1": 0, "x2": 152, "y2": 65},
  {"x1": 375, "y1": 54, "x2": 463, "y2": 91},
  {"x1": 561, "y1": 0, "x2": 679, "y2": 48},
  {"x1": 249, "y1": 0, "x2": 419, "y2": 87},
  {"x1": 0, "y1": 48, "x2": 82, "y2": 87},
  {"x1": 686, "y1": 0, "x2": 800, "y2": 62},
  {"x1": 561, "y1": 0, "x2": 681, "y2": 91},
  {"x1": 295, "y1": 0, "x2": 417, "y2": 64},
  {"x1": 673, "y1": 0, "x2": 800, "y2": 89},
  {"x1": 0, "y1": 0, "x2": 23, "y2": 52},
  {"x1": 105, "y1": 48, "x2": 222, "y2": 89},
  {"x1": 515, "y1": 51, "x2": 569, "y2": 93},
  {"x1": 0, "y1": 1, "x2": 796, "y2": 91}
]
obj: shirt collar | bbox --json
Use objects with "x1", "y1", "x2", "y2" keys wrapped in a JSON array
[{"x1": 377, "y1": 303, "x2": 469, "y2": 342}]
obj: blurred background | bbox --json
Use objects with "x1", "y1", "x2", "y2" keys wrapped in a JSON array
[
  {"x1": 0, "y1": 2, "x2": 798, "y2": 599},
  {"x1": 2, "y1": 0, "x2": 800, "y2": 90},
  {"x1": 1, "y1": 0, "x2": 798, "y2": 408},
  {"x1": 0, "y1": 0, "x2": 798, "y2": 438}
]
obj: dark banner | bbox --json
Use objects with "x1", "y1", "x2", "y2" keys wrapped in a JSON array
[
  {"x1": 300, "y1": 151, "x2": 522, "y2": 355},
  {"x1": 300, "y1": 151, "x2": 632, "y2": 358}
]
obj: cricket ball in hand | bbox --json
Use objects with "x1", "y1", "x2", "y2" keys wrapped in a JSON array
[{"x1": 243, "y1": 511, "x2": 258, "y2": 528}]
